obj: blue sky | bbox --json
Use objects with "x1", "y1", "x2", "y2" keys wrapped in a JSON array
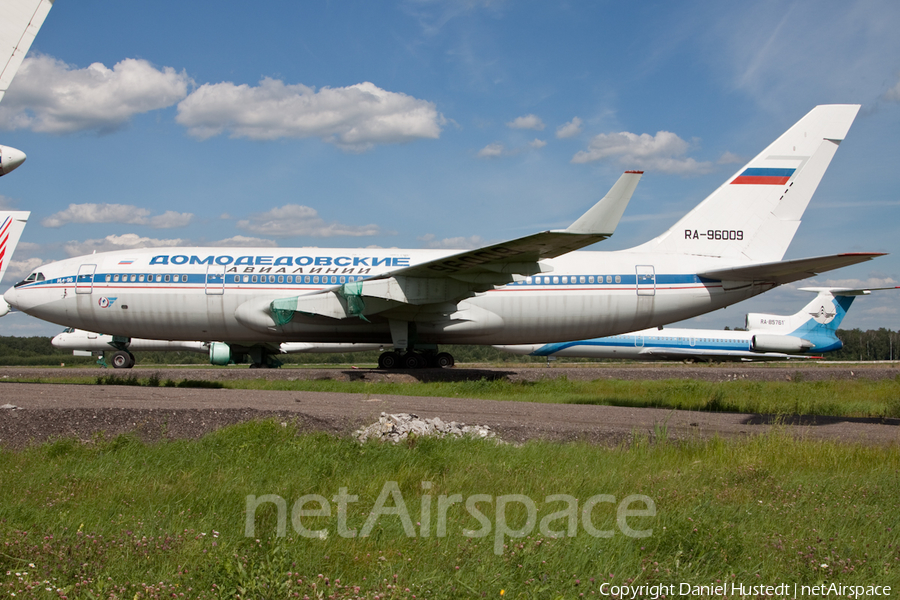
[{"x1": 2, "y1": 0, "x2": 900, "y2": 337}]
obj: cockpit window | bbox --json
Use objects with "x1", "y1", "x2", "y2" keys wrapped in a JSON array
[
  {"x1": 14, "y1": 272, "x2": 44, "y2": 287},
  {"x1": 63, "y1": 327, "x2": 75, "y2": 333}
]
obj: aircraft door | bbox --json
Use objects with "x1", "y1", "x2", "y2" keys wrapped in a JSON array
[
  {"x1": 76, "y1": 264, "x2": 96, "y2": 294},
  {"x1": 636, "y1": 265, "x2": 656, "y2": 296},
  {"x1": 206, "y1": 264, "x2": 225, "y2": 295},
  {"x1": 634, "y1": 335, "x2": 644, "y2": 347}
]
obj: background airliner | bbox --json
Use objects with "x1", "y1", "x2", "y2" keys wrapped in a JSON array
[
  {"x1": 496, "y1": 287, "x2": 899, "y2": 362},
  {"x1": 50, "y1": 328, "x2": 386, "y2": 369},
  {"x1": 3, "y1": 105, "x2": 884, "y2": 368},
  {"x1": 0, "y1": 0, "x2": 54, "y2": 176}
]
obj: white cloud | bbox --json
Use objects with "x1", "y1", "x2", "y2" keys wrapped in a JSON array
[
  {"x1": 208, "y1": 235, "x2": 278, "y2": 247},
  {"x1": 556, "y1": 117, "x2": 583, "y2": 139},
  {"x1": 237, "y1": 204, "x2": 381, "y2": 238},
  {"x1": 572, "y1": 130, "x2": 714, "y2": 175},
  {"x1": 529, "y1": 139, "x2": 547, "y2": 149},
  {"x1": 5, "y1": 257, "x2": 44, "y2": 281},
  {"x1": 41, "y1": 204, "x2": 193, "y2": 229},
  {"x1": 149, "y1": 211, "x2": 194, "y2": 229},
  {"x1": 417, "y1": 233, "x2": 487, "y2": 249},
  {"x1": 0, "y1": 195, "x2": 15, "y2": 209},
  {"x1": 507, "y1": 114, "x2": 545, "y2": 130},
  {"x1": 176, "y1": 79, "x2": 443, "y2": 151},
  {"x1": 0, "y1": 55, "x2": 190, "y2": 134},
  {"x1": 63, "y1": 234, "x2": 185, "y2": 257},
  {"x1": 476, "y1": 142, "x2": 505, "y2": 158},
  {"x1": 883, "y1": 75, "x2": 900, "y2": 103},
  {"x1": 717, "y1": 151, "x2": 744, "y2": 165}
]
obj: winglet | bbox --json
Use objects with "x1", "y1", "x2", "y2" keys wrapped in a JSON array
[
  {"x1": 0, "y1": 0, "x2": 55, "y2": 102},
  {"x1": 564, "y1": 170, "x2": 642, "y2": 235}
]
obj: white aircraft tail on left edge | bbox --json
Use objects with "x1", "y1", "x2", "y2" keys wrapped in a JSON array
[
  {"x1": 0, "y1": 0, "x2": 55, "y2": 177},
  {"x1": 3, "y1": 105, "x2": 885, "y2": 369},
  {"x1": 0, "y1": 211, "x2": 30, "y2": 316}
]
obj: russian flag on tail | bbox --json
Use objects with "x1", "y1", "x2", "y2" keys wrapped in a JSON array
[{"x1": 731, "y1": 167, "x2": 795, "y2": 185}]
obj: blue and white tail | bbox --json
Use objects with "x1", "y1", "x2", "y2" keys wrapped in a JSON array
[
  {"x1": 632, "y1": 105, "x2": 860, "y2": 264},
  {"x1": 747, "y1": 287, "x2": 898, "y2": 352},
  {"x1": 0, "y1": 211, "x2": 30, "y2": 285}
]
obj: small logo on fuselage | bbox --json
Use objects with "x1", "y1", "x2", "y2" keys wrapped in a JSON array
[{"x1": 98, "y1": 297, "x2": 117, "y2": 309}]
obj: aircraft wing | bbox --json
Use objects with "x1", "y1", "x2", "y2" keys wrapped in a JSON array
[
  {"x1": 698, "y1": 252, "x2": 886, "y2": 285},
  {"x1": 0, "y1": 0, "x2": 54, "y2": 102},
  {"x1": 266, "y1": 171, "x2": 642, "y2": 324}
]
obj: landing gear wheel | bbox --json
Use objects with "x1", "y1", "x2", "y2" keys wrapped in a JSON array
[
  {"x1": 403, "y1": 352, "x2": 426, "y2": 369},
  {"x1": 435, "y1": 352, "x2": 454, "y2": 368},
  {"x1": 378, "y1": 351, "x2": 401, "y2": 369},
  {"x1": 111, "y1": 351, "x2": 134, "y2": 369}
]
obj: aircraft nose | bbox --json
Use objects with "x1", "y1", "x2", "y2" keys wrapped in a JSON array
[
  {"x1": 50, "y1": 334, "x2": 63, "y2": 348},
  {"x1": 3, "y1": 286, "x2": 22, "y2": 311},
  {"x1": 0, "y1": 145, "x2": 27, "y2": 176},
  {"x1": 0, "y1": 296, "x2": 10, "y2": 317}
]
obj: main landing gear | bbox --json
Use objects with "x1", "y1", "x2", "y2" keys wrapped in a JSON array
[
  {"x1": 377, "y1": 350, "x2": 454, "y2": 369},
  {"x1": 110, "y1": 350, "x2": 136, "y2": 369}
]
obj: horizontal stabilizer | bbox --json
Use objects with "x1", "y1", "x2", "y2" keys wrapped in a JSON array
[{"x1": 699, "y1": 252, "x2": 885, "y2": 285}]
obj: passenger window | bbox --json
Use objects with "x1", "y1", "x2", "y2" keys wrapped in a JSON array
[
  {"x1": 278, "y1": 276, "x2": 284, "y2": 283},
  {"x1": 580, "y1": 276, "x2": 586, "y2": 284},
  {"x1": 286, "y1": 276, "x2": 292, "y2": 283},
  {"x1": 164, "y1": 275, "x2": 171, "y2": 283},
  {"x1": 313, "y1": 276, "x2": 319, "y2": 283},
  {"x1": 615, "y1": 275, "x2": 621, "y2": 283},
  {"x1": 251, "y1": 275, "x2": 258, "y2": 283},
  {"x1": 304, "y1": 276, "x2": 310, "y2": 283},
  {"x1": 139, "y1": 274, "x2": 145, "y2": 282},
  {"x1": 588, "y1": 276, "x2": 594, "y2": 283}
]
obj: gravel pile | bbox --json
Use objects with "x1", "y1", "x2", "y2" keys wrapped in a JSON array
[{"x1": 355, "y1": 412, "x2": 499, "y2": 443}]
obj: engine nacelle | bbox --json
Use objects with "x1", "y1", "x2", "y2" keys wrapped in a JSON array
[
  {"x1": 751, "y1": 334, "x2": 813, "y2": 354},
  {"x1": 209, "y1": 341, "x2": 232, "y2": 365},
  {"x1": 0, "y1": 145, "x2": 27, "y2": 176}
]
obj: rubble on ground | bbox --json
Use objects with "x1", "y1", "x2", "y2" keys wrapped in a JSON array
[{"x1": 355, "y1": 412, "x2": 499, "y2": 443}]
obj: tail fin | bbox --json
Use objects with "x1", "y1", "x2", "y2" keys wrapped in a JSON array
[
  {"x1": 633, "y1": 105, "x2": 860, "y2": 263},
  {"x1": 0, "y1": 211, "x2": 30, "y2": 284}
]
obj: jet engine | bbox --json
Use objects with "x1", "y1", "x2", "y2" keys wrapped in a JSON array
[
  {"x1": 0, "y1": 146, "x2": 26, "y2": 176},
  {"x1": 750, "y1": 334, "x2": 813, "y2": 354},
  {"x1": 209, "y1": 342, "x2": 232, "y2": 365}
]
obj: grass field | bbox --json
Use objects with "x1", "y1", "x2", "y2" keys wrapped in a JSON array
[{"x1": 1, "y1": 419, "x2": 899, "y2": 598}]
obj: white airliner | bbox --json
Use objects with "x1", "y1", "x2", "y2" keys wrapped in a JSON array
[
  {"x1": 495, "y1": 287, "x2": 898, "y2": 362},
  {"x1": 50, "y1": 328, "x2": 386, "y2": 369},
  {"x1": 3, "y1": 104, "x2": 885, "y2": 368},
  {"x1": 0, "y1": 0, "x2": 55, "y2": 176}
]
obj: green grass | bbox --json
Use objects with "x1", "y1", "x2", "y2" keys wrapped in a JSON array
[
  {"x1": 1, "y1": 421, "x2": 899, "y2": 598},
  {"x1": 5, "y1": 373, "x2": 900, "y2": 418}
]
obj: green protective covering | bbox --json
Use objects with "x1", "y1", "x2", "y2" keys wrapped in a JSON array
[
  {"x1": 338, "y1": 280, "x2": 368, "y2": 321},
  {"x1": 270, "y1": 297, "x2": 298, "y2": 326}
]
